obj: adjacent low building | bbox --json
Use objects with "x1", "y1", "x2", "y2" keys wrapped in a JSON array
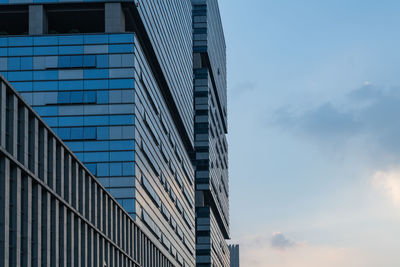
[{"x1": 228, "y1": 244, "x2": 240, "y2": 267}]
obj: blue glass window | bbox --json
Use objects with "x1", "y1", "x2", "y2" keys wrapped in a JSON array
[
  {"x1": 59, "y1": 46, "x2": 83, "y2": 55},
  {"x1": 8, "y1": 58, "x2": 20, "y2": 70},
  {"x1": 0, "y1": 58, "x2": 7, "y2": 71},
  {"x1": 21, "y1": 57, "x2": 33, "y2": 70},
  {"x1": 97, "y1": 163, "x2": 110, "y2": 176},
  {"x1": 84, "y1": 152, "x2": 109, "y2": 162},
  {"x1": 58, "y1": 91, "x2": 70, "y2": 104},
  {"x1": 64, "y1": 141, "x2": 83, "y2": 151},
  {"x1": 59, "y1": 80, "x2": 83, "y2": 91},
  {"x1": 109, "y1": 68, "x2": 134, "y2": 79},
  {"x1": 84, "y1": 91, "x2": 96, "y2": 103},
  {"x1": 84, "y1": 35, "x2": 108, "y2": 44},
  {"x1": 42, "y1": 117, "x2": 58, "y2": 127},
  {"x1": 110, "y1": 115, "x2": 134, "y2": 125},
  {"x1": 70, "y1": 55, "x2": 83, "y2": 68},
  {"x1": 34, "y1": 46, "x2": 58, "y2": 56},
  {"x1": 59, "y1": 69, "x2": 83, "y2": 80},
  {"x1": 122, "y1": 55, "x2": 134, "y2": 67},
  {"x1": 59, "y1": 116, "x2": 83, "y2": 127},
  {"x1": 9, "y1": 47, "x2": 33, "y2": 56},
  {"x1": 57, "y1": 128, "x2": 71, "y2": 139},
  {"x1": 8, "y1": 71, "x2": 32, "y2": 81},
  {"x1": 84, "y1": 69, "x2": 108, "y2": 79},
  {"x1": 8, "y1": 37, "x2": 33, "y2": 46},
  {"x1": 59, "y1": 56, "x2": 71, "y2": 68},
  {"x1": 120, "y1": 199, "x2": 135, "y2": 213},
  {"x1": 121, "y1": 90, "x2": 134, "y2": 103},
  {"x1": 97, "y1": 127, "x2": 109, "y2": 140},
  {"x1": 109, "y1": 44, "x2": 133, "y2": 53},
  {"x1": 97, "y1": 91, "x2": 108, "y2": 104},
  {"x1": 33, "y1": 81, "x2": 58, "y2": 91},
  {"x1": 45, "y1": 56, "x2": 58, "y2": 68},
  {"x1": 85, "y1": 163, "x2": 97, "y2": 175},
  {"x1": 34, "y1": 36, "x2": 58, "y2": 46},
  {"x1": 84, "y1": 79, "x2": 108, "y2": 90},
  {"x1": 109, "y1": 34, "x2": 134, "y2": 44},
  {"x1": 110, "y1": 140, "x2": 134, "y2": 151},
  {"x1": 33, "y1": 106, "x2": 58, "y2": 116},
  {"x1": 110, "y1": 151, "x2": 134, "y2": 161},
  {"x1": 110, "y1": 163, "x2": 122, "y2": 176},
  {"x1": 59, "y1": 35, "x2": 83, "y2": 45},
  {"x1": 83, "y1": 127, "x2": 97, "y2": 139},
  {"x1": 71, "y1": 127, "x2": 83, "y2": 139},
  {"x1": 70, "y1": 91, "x2": 83, "y2": 103},
  {"x1": 109, "y1": 78, "x2": 134, "y2": 89},
  {"x1": 96, "y1": 55, "x2": 108, "y2": 68},
  {"x1": 84, "y1": 141, "x2": 109, "y2": 151},
  {"x1": 109, "y1": 188, "x2": 134, "y2": 199},
  {"x1": 34, "y1": 70, "x2": 58, "y2": 80},
  {"x1": 83, "y1": 55, "x2": 96, "y2": 67},
  {"x1": 84, "y1": 45, "x2": 108, "y2": 54},
  {"x1": 75, "y1": 153, "x2": 84, "y2": 162},
  {"x1": 33, "y1": 57, "x2": 45, "y2": 69},
  {"x1": 123, "y1": 162, "x2": 135, "y2": 176},
  {"x1": 84, "y1": 116, "x2": 109, "y2": 126},
  {"x1": 12, "y1": 82, "x2": 32, "y2": 92}
]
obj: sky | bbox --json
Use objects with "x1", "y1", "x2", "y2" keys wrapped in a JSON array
[{"x1": 218, "y1": 0, "x2": 400, "y2": 266}]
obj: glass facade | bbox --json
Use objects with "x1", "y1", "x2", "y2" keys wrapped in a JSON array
[
  {"x1": 0, "y1": 33, "x2": 137, "y2": 214},
  {"x1": 0, "y1": 0, "x2": 229, "y2": 266},
  {"x1": 0, "y1": 74, "x2": 177, "y2": 267},
  {"x1": 193, "y1": 0, "x2": 230, "y2": 266},
  {"x1": 0, "y1": 32, "x2": 195, "y2": 266}
]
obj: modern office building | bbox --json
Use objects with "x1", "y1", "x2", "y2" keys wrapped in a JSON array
[
  {"x1": 0, "y1": 73, "x2": 177, "y2": 266},
  {"x1": 228, "y1": 244, "x2": 239, "y2": 267},
  {"x1": 192, "y1": 0, "x2": 230, "y2": 266},
  {"x1": 0, "y1": 1, "x2": 196, "y2": 266}
]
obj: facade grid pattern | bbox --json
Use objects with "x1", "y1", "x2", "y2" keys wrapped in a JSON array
[
  {"x1": 0, "y1": 32, "x2": 196, "y2": 266},
  {"x1": 0, "y1": 74, "x2": 176, "y2": 267},
  {"x1": 192, "y1": 0, "x2": 230, "y2": 266}
]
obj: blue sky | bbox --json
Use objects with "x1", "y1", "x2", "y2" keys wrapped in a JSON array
[{"x1": 219, "y1": 0, "x2": 400, "y2": 266}]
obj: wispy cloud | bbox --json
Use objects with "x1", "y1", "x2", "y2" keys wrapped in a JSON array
[
  {"x1": 237, "y1": 232, "x2": 380, "y2": 267},
  {"x1": 273, "y1": 84, "x2": 400, "y2": 158},
  {"x1": 271, "y1": 232, "x2": 296, "y2": 250},
  {"x1": 372, "y1": 170, "x2": 400, "y2": 207}
]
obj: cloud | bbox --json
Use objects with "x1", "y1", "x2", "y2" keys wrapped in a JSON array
[
  {"x1": 273, "y1": 84, "x2": 400, "y2": 157},
  {"x1": 271, "y1": 232, "x2": 296, "y2": 250},
  {"x1": 372, "y1": 170, "x2": 400, "y2": 207},
  {"x1": 237, "y1": 232, "x2": 386, "y2": 267}
]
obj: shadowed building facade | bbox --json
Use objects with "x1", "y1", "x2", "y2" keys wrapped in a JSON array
[
  {"x1": 192, "y1": 0, "x2": 230, "y2": 266},
  {"x1": 0, "y1": 1, "x2": 196, "y2": 266}
]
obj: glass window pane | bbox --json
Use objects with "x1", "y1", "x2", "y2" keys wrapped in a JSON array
[
  {"x1": 83, "y1": 127, "x2": 97, "y2": 139},
  {"x1": 84, "y1": 91, "x2": 96, "y2": 103},
  {"x1": 70, "y1": 91, "x2": 83, "y2": 103},
  {"x1": 58, "y1": 91, "x2": 70, "y2": 104},
  {"x1": 71, "y1": 127, "x2": 83, "y2": 140},
  {"x1": 70, "y1": 55, "x2": 83, "y2": 68},
  {"x1": 97, "y1": 91, "x2": 108, "y2": 104},
  {"x1": 110, "y1": 162, "x2": 122, "y2": 176},
  {"x1": 59, "y1": 56, "x2": 71, "y2": 68}
]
